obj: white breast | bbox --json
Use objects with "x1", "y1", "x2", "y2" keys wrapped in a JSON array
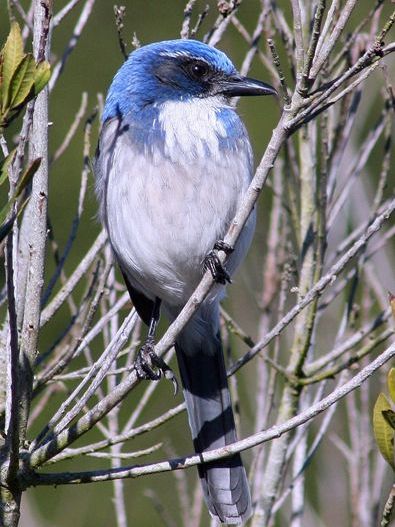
[{"x1": 97, "y1": 100, "x2": 255, "y2": 307}]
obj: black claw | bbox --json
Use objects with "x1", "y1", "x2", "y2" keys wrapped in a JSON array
[
  {"x1": 135, "y1": 338, "x2": 179, "y2": 395},
  {"x1": 135, "y1": 338, "x2": 161, "y2": 380},
  {"x1": 202, "y1": 240, "x2": 233, "y2": 285},
  {"x1": 213, "y1": 240, "x2": 234, "y2": 255},
  {"x1": 163, "y1": 367, "x2": 179, "y2": 397}
]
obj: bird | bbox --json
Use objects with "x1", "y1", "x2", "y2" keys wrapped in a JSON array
[{"x1": 94, "y1": 39, "x2": 276, "y2": 525}]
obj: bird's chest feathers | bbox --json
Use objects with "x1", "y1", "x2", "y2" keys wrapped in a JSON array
[
  {"x1": 104, "y1": 103, "x2": 251, "y2": 303},
  {"x1": 158, "y1": 97, "x2": 227, "y2": 161},
  {"x1": 109, "y1": 98, "x2": 250, "y2": 237}
]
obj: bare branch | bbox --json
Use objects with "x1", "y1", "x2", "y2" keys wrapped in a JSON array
[{"x1": 49, "y1": 0, "x2": 96, "y2": 91}]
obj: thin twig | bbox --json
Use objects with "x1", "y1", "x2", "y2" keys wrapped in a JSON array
[
  {"x1": 299, "y1": 0, "x2": 326, "y2": 95},
  {"x1": 113, "y1": 5, "x2": 128, "y2": 60},
  {"x1": 40, "y1": 230, "x2": 107, "y2": 326},
  {"x1": 267, "y1": 38, "x2": 291, "y2": 105},
  {"x1": 206, "y1": 0, "x2": 242, "y2": 47},
  {"x1": 87, "y1": 443, "x2": 162, "y2": 459},
  {"x1": 53, "y1": 0, "x2": 83, "y2": 26},
  {"x1": 310, "y1": 0, "x2": 358, "y2": 78},
  {"x1": 51, "y1": 92, "x2": 88, "y2": 164},
  {"x1": 180, "y1": 0, "x2": 198, "y2": 39},
  {"x1": 49, "y1": 0, "x2": 96, "y2": 91},
  {"x1": 380, "y1": 484, "x2": 395, "y2": 527},
  {"x1": 290, "y1": 0, "x2": 305, "y2": 82},
  {"x1": 4, "y1": 229, "x2": 20, "y2": 483}
]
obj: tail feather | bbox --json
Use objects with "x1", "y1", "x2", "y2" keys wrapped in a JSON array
[{"x1": 174, "y1": 306, "x2": 251, "y2": 525}]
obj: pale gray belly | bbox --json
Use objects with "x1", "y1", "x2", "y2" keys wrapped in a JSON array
[{"x1": 106, "y1": 145, "x2": 253, "y2": 305}]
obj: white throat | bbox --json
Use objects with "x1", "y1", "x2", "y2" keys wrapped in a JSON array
[{"x1": 158, "y1": 96, "x2": 228, "y2": 162}]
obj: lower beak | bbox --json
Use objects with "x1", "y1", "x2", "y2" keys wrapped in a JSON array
[{"x1": 220, "y1": 76, "x2": 277, "y2": 97}]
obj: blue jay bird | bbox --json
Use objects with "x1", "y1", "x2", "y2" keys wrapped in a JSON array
[{"x1": 95, "y1": 39, "x2": 276, "y2": 524}]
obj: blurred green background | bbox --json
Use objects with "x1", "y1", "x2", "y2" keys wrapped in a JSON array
[{"x1": 1, "y1": 1, "x2": 394, "y2": 526}]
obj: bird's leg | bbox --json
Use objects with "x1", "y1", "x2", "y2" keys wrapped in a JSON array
[
  {"x1": 203, "y1": 240, "x2": 234, "y2": 284},
  {"x1": 135, "y1": 297, "x2": 178, "y2": 395}
]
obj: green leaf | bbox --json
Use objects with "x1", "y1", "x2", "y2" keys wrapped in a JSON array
[
  {"x1": 0, "y1": 149, "x2": 16, "y2": 187},
  {"x1": 33, "y1": 61, "x2": 50, "y2": 94},
  {"x1": 0, "y1": 195, "x2": 29, "y2": 244},
  {"x1": 0, "y1": 197, "x2": 14, "y2": 233},
  {"x1": 388, "y1": 368, "x2": 395, "y2": 404},
  {"x1": 373, "y1": 393, "x2": 395, "y2": 470},
  {"x1": 383, "y1": 410, "x2": 395, "y2": 431},
  {"x1": 8, "y1": 54, "x2": 35, "y2": 109},
  {"x1": 0, "y1": 214, "x2": 16, "y2": 243},
  {"x1": 15, "y1": 157, "x2": 41, "y2": 196},
  {"x1": 1, "y1": 22, "x2": 24, "y2": 110},
  {"x1": 0, "y1": 157, "x2": 41, "y2": 230}
]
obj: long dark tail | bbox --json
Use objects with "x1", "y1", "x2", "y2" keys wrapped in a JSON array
[{"x1": 174, "y1": 304, "x2": 251, "y2": 524}]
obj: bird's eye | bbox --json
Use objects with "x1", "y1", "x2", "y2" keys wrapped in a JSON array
[{"x1": 189, "y1": 62, "x2": 210, "y2": 79}]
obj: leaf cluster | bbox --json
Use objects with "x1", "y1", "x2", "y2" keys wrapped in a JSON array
[
  {"x1": 0, "y1": 22, "x2": 50, "y2": 243},
  {"x1": 0, "y1": 22, "x2": 50, "y2": 129}
]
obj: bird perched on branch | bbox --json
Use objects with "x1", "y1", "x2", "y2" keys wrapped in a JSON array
[{"x1": 95, "y1": 39, "x2": 276, "y2": 525}]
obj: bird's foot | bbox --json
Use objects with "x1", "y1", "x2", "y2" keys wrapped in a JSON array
[
  {"x1": 213, "y1": 240, "x2": 234, "y2": 254},
  {"x1": 135, "y1": 337, "x2": 179, "y2": 395},
  {"x1": 203, "y1": 241, "x2": 234, "y2": 284}
]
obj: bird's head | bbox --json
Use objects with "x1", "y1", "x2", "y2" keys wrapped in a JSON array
[{"x1": 103, "y1": 39, "x2": 276, "y2": 121}]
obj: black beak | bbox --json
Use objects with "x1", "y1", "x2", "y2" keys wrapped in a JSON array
[{"x1": 219, "y1": 75, "x2": 277, "y2": 97}]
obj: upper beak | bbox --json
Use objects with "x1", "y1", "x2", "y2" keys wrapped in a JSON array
[{"x1": 219, "y1": 75, "x2": 277, "y2": 97}]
